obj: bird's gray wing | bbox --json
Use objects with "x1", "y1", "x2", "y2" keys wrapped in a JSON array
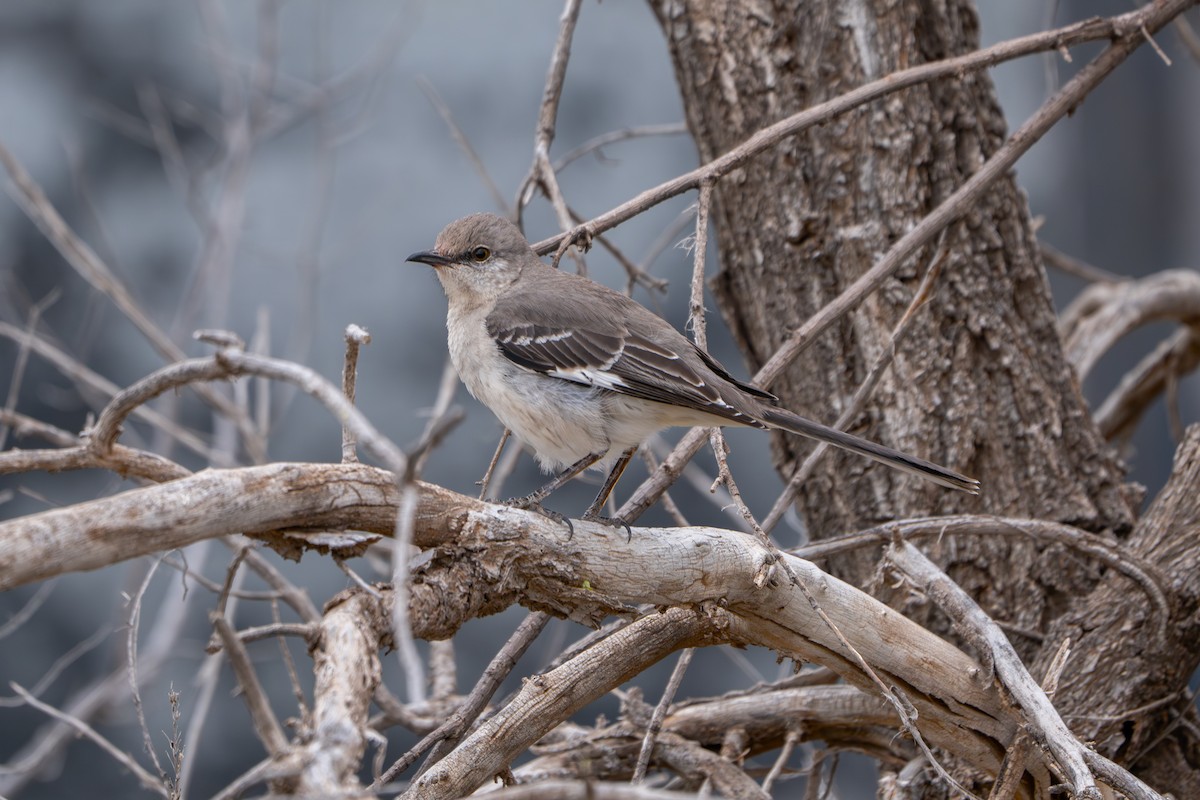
[{"x1": 486, "y1": 293, "x2": 773, "y2": 427}]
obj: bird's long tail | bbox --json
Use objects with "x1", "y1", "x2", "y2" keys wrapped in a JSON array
[{"x1": 757, "y1": 407, "x2": 980, "y2": 494}]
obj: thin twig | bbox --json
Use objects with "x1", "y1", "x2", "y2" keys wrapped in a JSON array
[
  {"x1": 1039, "y1": 242, "x2": 1122, "y2": 284},
  {"x1": 762, "y1": 727, "x2": 802, "y2": 793},
  {"x1": 566, "y1": 202, "x2": 669, "y2": 292},
  {"x1": 341, "y1": 324, "x2": 371, "y2": 463},
  {"x1": 209, "y1": 612, "x2": 289, "y2": 757},
  {"x1": 374, "y1": 611, "x2": 550, "y2": 788},
  {"x1": 336, "y1": 558, "x2": 383, "y2": 598},
  {"x1": 0, "y1": 624, "x2": 110, "y2": 708},
  {"x1": 9, "y1": 683, "x2": 169, "y2": 797},
  {"x1": 410, "y1": 358, "x2": 462, "y2": 478},
  {"x1": 708, "y1": 428, "x2": 787, "y2": 588},
  {"x1": 419, "y1": 77, "x2": 513, "y2": 217},
  {"x1": 1175, "y1": 13, "x2": 1200, "y2": 62},
  {"x1": 788, "y1": 573, "x2": 979, "y2": 799},
  {"x1": 203, "y1": 620, "x2": 315, "y2": 649},
  {"x1": 515, "y1": 0, "x2": 589, "y2": 273},
  {"x1": 477, "y1": 428, "x2": 512, "y2": 500},
  {"x1": 177, "y1": 545, "x2": 248, "y2": 798},
  {"x1": 0, "y1": 579, "x2": 57, "y2": 641},
  {"x1": 485, "y1": 432, "x2": 526, "y2": 501},
  {"x1": 0, "y1": 409, "x2": 77, "y2": 448},
  {"x1": 552, "y1": 122, "x2": 690, "y2": 172},
  {"x1": 686, "y1": 181, "x2": 713, "y2": 349},
  {"x1": 392, "y1": 484, "x2": 426, "y2": 704},
  {"x1": 250, "y1": 307, "x2": 273, "y2": 455},
  {"x1": 632, "y1": 648, "x2": 694, "y2": 783},
  {"x1": 127, "y1": 558, "x2": 169, "y2": 782},
  {"x1": 0, "y1": 289, "x2": 58, "y2": 451}
]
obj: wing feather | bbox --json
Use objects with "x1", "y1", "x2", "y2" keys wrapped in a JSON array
[{"x1": 486, "y1": 287, "x2": 768, "y2": 428}]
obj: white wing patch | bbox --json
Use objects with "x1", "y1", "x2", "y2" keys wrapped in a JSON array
[
  {"x1": 509, "y1": 330, "x2": 574, "y2": 347},
  {"x1": 547, "y1": 366, "x2": 630, "y2": 391}
]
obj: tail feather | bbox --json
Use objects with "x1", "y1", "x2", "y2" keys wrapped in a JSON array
[{"x1": 757, "y1": 407, "x2": 980, "y2": 495}]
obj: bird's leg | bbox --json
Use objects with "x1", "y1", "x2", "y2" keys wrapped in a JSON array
[
  {"x1": 581, "y1": 447, "x2": 637, "y2": 540},
  {"x1": 504, "y1": 450, "x2": 605, "y2": 516}
]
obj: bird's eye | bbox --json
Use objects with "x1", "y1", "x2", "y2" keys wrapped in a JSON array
[{"x1": 471, "y1": 246, "x2": 491, "y2": 262}]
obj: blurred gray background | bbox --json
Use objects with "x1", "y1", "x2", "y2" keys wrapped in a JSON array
[{"x1": 1, "y1": 1, "x2": 1197, "y2": 796}]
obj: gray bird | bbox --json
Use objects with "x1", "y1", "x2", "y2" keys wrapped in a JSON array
[{"x1": 408, "y1": 213, "x2": 978, "y2": 522}]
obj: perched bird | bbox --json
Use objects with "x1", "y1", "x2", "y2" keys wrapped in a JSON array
[{"x1": 408, "y1": 213, "x2": 978, "y2": 521}]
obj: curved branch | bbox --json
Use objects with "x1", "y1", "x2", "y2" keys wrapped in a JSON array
[
  {"x1": 1095, "y1": 326, "x2": 1200, "y2": 441},
  {"x1": 0, "y1": 444, "x2": 190, "y2": 483},
  {"x1": 86, "y1": 347, "x2": 407, "y2": 477},
  {"x1": 1061, "y1": 270, "x2": 1200, "y2": 381}
]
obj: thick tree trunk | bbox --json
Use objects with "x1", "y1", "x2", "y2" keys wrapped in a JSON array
[
  {"x1": 650, "y1": 0, "x2": 1131, "y2": 652},
  {"x1": 650, "y1": 0, "x2": 1200, "y2": 794},
  {"x1": 1032, "y1": 427, "x2": 1200, "y2": 795}
]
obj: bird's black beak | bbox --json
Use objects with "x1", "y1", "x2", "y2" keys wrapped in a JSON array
[{"x1": 407, "y1": 250, "x2": 454, "y2": 268}]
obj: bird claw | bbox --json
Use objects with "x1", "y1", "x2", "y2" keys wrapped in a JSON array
[
  {"x1": 503, "y1": 496, "x2": 575, "y2": 539},
  {"x1": 581, "y1": 512, "x2": 633, "y2": 543}
]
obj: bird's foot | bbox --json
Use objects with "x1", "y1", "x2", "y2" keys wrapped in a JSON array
[
  {"x1": 503, "y1": 496, "x2": 575, "y2": 539},
  {"x1": 581, "y1": 511, "x2": 633, "y2": 543}
]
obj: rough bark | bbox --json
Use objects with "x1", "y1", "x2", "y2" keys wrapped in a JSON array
[
  {"x1": 1032, "y1": 426, "x2": 1200, "y2": 796},
  {"x1": 649, "y1": 0, "x2": 1200, "y2": 794},
  {"x1": 648, "y1": 0, "x2": 1131, "y2": 650}
]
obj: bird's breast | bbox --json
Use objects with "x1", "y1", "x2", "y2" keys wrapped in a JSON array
[{"x1": 446, "y1": 309, "x2": 609, "y2": 472}]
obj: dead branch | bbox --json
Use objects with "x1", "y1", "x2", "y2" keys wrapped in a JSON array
[
  {"x1": 0, "y1": 320, "x2": 222, "y2": 463},
  {"x1": 1061, "y1": 270, "x2": 1200, "y2": 381},
  {"x1": 2, "y1": 460, "x2": 1037, "y2": 788},
  {"x1": 1096, "y1": 326, "x2": 1200, "y2": 441},
  {"x1": 886, "y1": 541, "x2": 1128, "y2": 800},
  {"x1": 292, "y1": 588, "x2": 386, "y2": 797},
  {"x1": 0, "y1": 443, "x2": 190, "y2": 483},
  {"x1": 402, "y1": 612, "x2": 550, "y2": 781},
  {"x1": 0, "y1": 462, "x2": 399, "y2": 589},
  {"x1": 403, "y1": 607, "x2": 725, "y2": 800},
  {"x1": 211, "y1": 611, "x2": 289, "y2": 757}
]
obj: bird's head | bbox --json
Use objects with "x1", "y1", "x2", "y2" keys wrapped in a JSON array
[{"x1": 407, "y1": 213, "x2": 537, "y2": 306}]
